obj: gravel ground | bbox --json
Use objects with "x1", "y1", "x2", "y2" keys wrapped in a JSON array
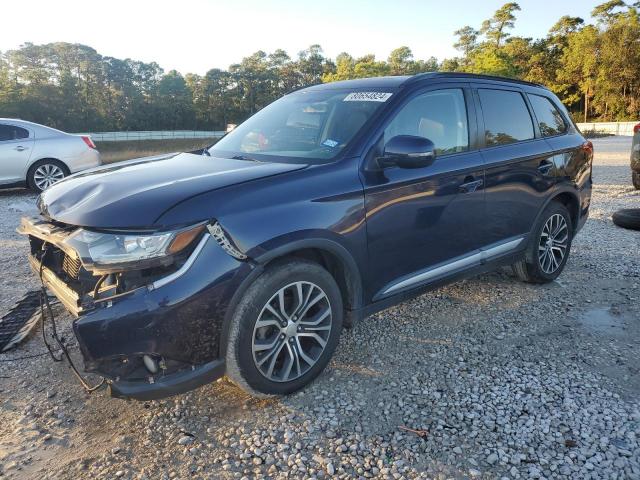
[{"x1": 0, "y1": 137, "x2": 638, "y2": 480}]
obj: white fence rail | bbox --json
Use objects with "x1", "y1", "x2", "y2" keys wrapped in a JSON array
[
  {"x1": 78, "y1": 130, "x2": 226, "y2": 142},
  {"x1": 576, "y1": 121, "x2": 639, "y2": 136}
]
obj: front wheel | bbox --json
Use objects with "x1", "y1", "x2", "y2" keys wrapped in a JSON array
[
  {"x1": 514, "y1": 201, "x2": 573, "y2": 283},
  {"x1": 225, "y1": 259, "x2": 343, "y2": 396}
]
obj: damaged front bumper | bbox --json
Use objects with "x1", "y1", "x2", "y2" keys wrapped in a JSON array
[{"x1": 18, "y1": 216, "x2": 253, "y2": 399}]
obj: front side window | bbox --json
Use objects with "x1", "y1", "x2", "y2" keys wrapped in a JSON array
[
  {"x1": 528, "y1": 94, "x2": 567, "y2": 137},
  {"x1": 0, "y1": 124, "x2": 29, "y2": 142},
  {"x1": 478, "y1": 89, "x2": 534, "y2": 146},
  {"x1": 209, "y1": 89, "x2": 393, "y2": 163},
  {"x1": 384, "y1": 89, "x2": 469, "y2": 155}
]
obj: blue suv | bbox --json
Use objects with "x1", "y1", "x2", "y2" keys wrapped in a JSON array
[{"x1": 19, "y1": 73, "x2": 593, "y2": 400}]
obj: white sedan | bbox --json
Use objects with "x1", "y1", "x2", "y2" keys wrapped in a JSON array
[{"x1": 0, "y1": 119, "x2": 102, "y2": 192}]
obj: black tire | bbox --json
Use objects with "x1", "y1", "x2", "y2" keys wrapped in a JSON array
[
  {"x1": 632, "y1": 172, "x2": 640, "y2": 190},
  {"x1": 27, "y1": 159, "x2": 69, "y2": 192},
  {"x1": 612, "y1": 208, "x2": 640, "y2": 231},
  {"x1": 514, "y1": 201, "x2": 573, "y2": 283},
  {"x1": 226, "y1": 259, "x2": 343, "y2": 396}
]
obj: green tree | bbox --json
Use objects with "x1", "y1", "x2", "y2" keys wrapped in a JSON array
[
  {"x1": 453, "y1": 26, "x2": 479, "y2": 59},
  {"x1": 155, "y1": 70, "x2": 195, "y2": 129},
  {"x1": 480, "y1": 2, "x2": 521, "y2": 47}
]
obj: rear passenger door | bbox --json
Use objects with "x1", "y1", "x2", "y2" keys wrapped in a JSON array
[
  {"x1": 0, "y1": 123, "x2": 34, "y2": 185},
  {"x1": 474, "y1": 85, "x2": 556, "y2": 245}
]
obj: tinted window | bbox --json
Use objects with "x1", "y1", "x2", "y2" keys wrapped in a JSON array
[
  {"x1": 478, "y1": 89, "x2": 534, "y2": 146},
  {"x1": 384, "y1": 89, "x2": 469, "y2": 155},
  {"x1": 0, "y1": 124, "x2": 29, "y2": 141},
  {"x1": 528, "y1": 94, "x2": 567, "y2": 137}
]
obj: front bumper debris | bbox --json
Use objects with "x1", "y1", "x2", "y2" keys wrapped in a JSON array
[
  {"x1": 109, "y1": 359, "x2": 225, "y2": 400},
  {"x1": 18, "y1": 214, "x2": 251, "y2": 399}
]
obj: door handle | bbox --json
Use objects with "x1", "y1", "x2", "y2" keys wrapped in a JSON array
[
  {"x1": 14, "y1": 146, "x2": 28, "y2": 152},
  {"x1": 459, "y1": 178, "x2": 484, "y2": 193},
  {"x1": 538, "y1": 160, "x2": 553, "y2": 175}
]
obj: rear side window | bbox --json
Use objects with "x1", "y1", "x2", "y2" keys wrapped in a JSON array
[
  {"x1": 384, "y1": 88, "x2": 469, "y2": 155},
  {"x1": 528, "y1": 94, "x2": 568, "y2": 137},
  {"x1": 0, "y1": 124, "x2": 29, "y2": 141},
  {"x1": 478, "y1": 89, "x2": 534, "y2": 146}
]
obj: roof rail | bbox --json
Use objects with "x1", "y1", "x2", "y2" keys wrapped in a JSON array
[{"x1": 403, "y1": 72, "x2": 544, "y2": 88}]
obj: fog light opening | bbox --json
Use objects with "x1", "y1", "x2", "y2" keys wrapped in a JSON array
[{"x1": 143, "y1": 354, "x2": 159, "y2": 374}]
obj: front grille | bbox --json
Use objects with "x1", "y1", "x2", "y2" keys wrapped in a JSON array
[{"x1": 62, "y1": 254, "x2": 82, "y2": 279}]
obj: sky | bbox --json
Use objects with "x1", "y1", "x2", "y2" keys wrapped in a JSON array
[{"x1": 1, "y1": 0, "x2": 602, "y2": 75}]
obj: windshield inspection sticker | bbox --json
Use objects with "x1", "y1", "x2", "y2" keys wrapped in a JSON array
[
  {"x1": 343, "y1": 92, "x2": 392, "y2": 102},
  {"x1": 322, "y1": 139, "x2": 339, "y2": 148}
]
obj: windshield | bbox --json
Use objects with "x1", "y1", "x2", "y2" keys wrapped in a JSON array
[{"x1": 209, "y1": 89, "x2": 394, "y2": 162}]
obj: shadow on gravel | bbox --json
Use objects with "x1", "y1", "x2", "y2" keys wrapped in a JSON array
[{"x1": 0, "y1": 188, "x2": 33, "y2": 198}]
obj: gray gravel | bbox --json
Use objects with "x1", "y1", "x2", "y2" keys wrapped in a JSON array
[{"x1": 0, "y1": 138, "x2": 639, "y2": 479}]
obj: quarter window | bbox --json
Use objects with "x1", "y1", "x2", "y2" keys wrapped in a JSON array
[
  {"x1": 528, "y1": 94, "x2": 568, "y2": 137},
  {"x1": 384, "y1": 89, "x2": 469, "y2": 155},
  {"x1": 478, "y1": 89, "x2": 534, "y2": 146},
  {"x1": 0, "y1": 124, "x2": 29, "y2": 141}
]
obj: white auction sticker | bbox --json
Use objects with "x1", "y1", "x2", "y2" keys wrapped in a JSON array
[{"x1": 343, "y1": 92, "x2": 393, "y2": 102}]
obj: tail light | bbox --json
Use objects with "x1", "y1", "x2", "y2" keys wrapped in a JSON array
[
  {"x1": 582, "y1": 140, "x2": 594, "y2": 181},
  {"x1": 81, "y1": 135, "x2": 96, "y2": 149},
  {"x1": 634, "y1": 123, "x2": 640, "y2": 134}
]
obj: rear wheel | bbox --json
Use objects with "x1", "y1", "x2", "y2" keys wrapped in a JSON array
[
  {"x1": 514, "y1": 202, "x2": 573, "y2": 283},
  {"x1": 27, "y1": 159, "x2": 69, "y2": 192},
  {"x1": 226, "y1": 259, "x2": 343, "y2": 396}
]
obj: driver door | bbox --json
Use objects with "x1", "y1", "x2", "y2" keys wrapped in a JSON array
[{"x1": 361, "y1": 85, "x2": 488, "y2": 301}]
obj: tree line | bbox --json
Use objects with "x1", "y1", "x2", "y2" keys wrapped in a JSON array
[{"x1": 1, "y1": 0, "x2": 639, "y2": 132}]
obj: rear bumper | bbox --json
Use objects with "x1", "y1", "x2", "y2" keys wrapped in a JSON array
[{"x1": 67, "y1": 148, "x2": 102, "y2": 173}]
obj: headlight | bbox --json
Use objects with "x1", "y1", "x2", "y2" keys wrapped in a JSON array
[{"x1": 63, "y1": 224, "x2": 205, "y2": 271}]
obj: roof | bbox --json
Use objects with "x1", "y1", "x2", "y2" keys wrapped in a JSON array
[
  {"x1": 404, "y1": 72, "x2": 545, "y2": 88},
  {"x1": 301, "y1": 76, "x2": 411, "y2": 91},
  {"x1": 300, "y1": 72, "x2": 546, "y2": 92}
]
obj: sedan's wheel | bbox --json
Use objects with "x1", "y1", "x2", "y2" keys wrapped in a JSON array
[
  {"x1": 226, "y1": 260, "x2": 343, "y2": 396},
  {"x1": 514, "y1": 201, "x2": 573, "y2": 283},
  {"x1": 28, "y1": 160, "x2": 68, "y2": 192}
]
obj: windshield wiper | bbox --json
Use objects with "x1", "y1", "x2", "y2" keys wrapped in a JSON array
[{"x1": 231, "y1": 154, "x2": 258, "y2": 161}]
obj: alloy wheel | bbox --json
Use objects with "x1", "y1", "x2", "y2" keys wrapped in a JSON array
[
  {"x1": 33, "y1": 164, "x2": 65, "y2": 190},
  {"x1": 538, "y1": 213, "x2": 569, "y2": 274},
  {"x1": 252, "y1": 281, "x2": 332, "y2": 383}
]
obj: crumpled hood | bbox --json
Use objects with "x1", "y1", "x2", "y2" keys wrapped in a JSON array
[{"x1": 38, "y1": 152, "x2": 306, "y2": 229}]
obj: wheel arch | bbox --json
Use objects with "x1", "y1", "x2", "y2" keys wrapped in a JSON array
[
  {"x1": 521, "y1": 188, "x2": 580, "y2": 263},
  {"x1": 255, "y1": 238, "x2": 363, "y2": 312},
  {"x1": 218, "y1": 238, "x2": 363, "y2": 359},
  {"x1": 548, "y1": 190, "x2": 580, "y2": 232},
  {"x1": 531, "y1": 188, "x2": 581, "y2": 235}
]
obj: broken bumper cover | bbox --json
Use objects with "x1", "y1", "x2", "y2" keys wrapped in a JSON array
[
  {"x1": 20, "y1": 217, "x2": 253, "y2": 400},
  {"x1": 109, "y1": 358, "x2": 226, "y2": 401}
]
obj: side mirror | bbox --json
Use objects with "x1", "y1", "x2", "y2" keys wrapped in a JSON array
[{"x1": 377, "y1": 135, "x2": 436, "y2": 169}]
